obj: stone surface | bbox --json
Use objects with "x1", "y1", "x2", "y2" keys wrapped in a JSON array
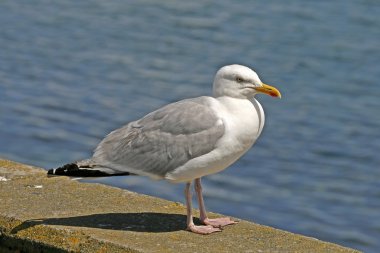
[{"x1": 0, "y1": 158, "x2": 360, "y2": 252}]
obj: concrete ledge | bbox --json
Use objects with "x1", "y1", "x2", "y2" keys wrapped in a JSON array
[{"x1": 0, "y1": 158, "x2": 360, "y2": 252}]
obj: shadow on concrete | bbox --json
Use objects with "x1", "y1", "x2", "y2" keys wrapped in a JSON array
[{"x1": 11, "y1": 212, "x2": 193, "y2": 234}]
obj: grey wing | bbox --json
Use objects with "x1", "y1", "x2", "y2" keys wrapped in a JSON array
[{"x1": 91, "y1": 97, "x2": 225, "y2": 178}]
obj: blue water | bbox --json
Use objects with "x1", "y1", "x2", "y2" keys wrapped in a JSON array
[{"x1": 1, "y1": 1, "x2": 379, "y2": 252}]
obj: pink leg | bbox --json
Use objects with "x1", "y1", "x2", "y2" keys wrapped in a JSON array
[
  {"x1": 194, "y1": 178, "x2": 238, "y2": 228},
  {"x1": 185, "y1": 181, "x2": 221, "y2": 234}
]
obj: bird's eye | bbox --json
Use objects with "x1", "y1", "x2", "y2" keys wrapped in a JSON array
[{"x1": 236, "y1": 77, "x2": 243, "y2": 82}]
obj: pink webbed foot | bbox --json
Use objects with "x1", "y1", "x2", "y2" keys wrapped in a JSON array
[
  {"x1": 202, "y1": 217, "x2": 238, "y2": 228},
  {"x1": 187, "y1": 224, "x2": 222, "y2": 235}
]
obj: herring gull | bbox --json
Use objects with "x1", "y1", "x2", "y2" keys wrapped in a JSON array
[{"x1": 48, "y1": 64, "x2": 281, "y2": 234}]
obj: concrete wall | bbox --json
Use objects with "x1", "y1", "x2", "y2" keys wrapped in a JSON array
[{"x1": 0, "y1": 159, "x2": 360, "y2": 253}]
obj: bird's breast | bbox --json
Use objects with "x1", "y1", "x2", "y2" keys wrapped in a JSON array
[{"x1": 216, "y1": 97, "x2": 264, "y2": 152}]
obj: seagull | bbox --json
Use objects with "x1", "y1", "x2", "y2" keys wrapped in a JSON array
[{"x1": 48, "y1": 64, "x2": 281, "y2": 234}]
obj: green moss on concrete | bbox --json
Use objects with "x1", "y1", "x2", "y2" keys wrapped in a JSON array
[{"x1": 0, "y1": 158, "x2": 360, "y2": 253}]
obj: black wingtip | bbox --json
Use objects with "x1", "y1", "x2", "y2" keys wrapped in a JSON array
[
  {"x1": 47, "y1": 163, "x2": 133, "y2": 177},
  {"x1": 48, "y1": 163, "x2": 79, "y2": 176}
]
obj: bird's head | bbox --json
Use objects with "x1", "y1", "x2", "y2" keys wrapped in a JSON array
[{"x1": 213, "y1": 64, "x2": 281, "y2": 99}]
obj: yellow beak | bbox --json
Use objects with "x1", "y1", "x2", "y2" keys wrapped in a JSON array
[{"x1": 254, "y1": 83, "x2": 282, "y2": 98}]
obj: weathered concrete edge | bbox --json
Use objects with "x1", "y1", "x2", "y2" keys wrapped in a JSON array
[
  {"x1": 0, "y1": 159, "x2": 140, "y2": 253},
  {"x1": 0, "y1": 215, "x2": 137, "y2": 253},
  {"x1": 0, "y1": 158, "x2": 361, "y2": 253}
]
